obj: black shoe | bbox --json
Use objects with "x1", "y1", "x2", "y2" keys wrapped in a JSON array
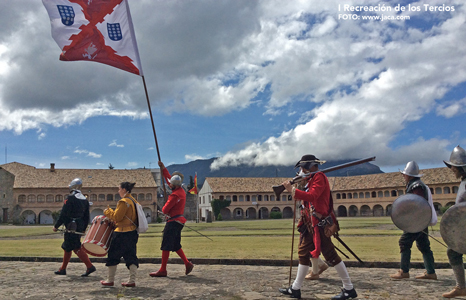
[
  {"x1": 279, "y1": 286, "x2": 301, "y2": 299},
  {"x1": 81, "y1": 265, "x2": 96, "y2": 277},
  {"x1": 331, "y1": 288, "x2": 358, "y2": 300},
  {"x1": 54, "y1": 269, "x2": 66, "y2": 275}
]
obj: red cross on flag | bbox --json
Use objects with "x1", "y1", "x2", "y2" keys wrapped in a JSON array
[{"x1": 42, "y1": 0, "x2": 143, "y2": 76}]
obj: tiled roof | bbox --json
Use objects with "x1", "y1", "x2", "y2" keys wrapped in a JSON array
[
  {"x1": 330, "y1": 167, "x2": 458, "y2": 191},
  {"x1": 204, "y1": 167, "x2": 459, "y2": 193},
  {"x1": 205, "y1": 177, "x2": 290, "y2": 193},
  {"x1": 0, "y1": 162, "x2": 157, "y2": 189}
]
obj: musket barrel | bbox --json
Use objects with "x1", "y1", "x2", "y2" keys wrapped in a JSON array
[{"x1": 272, "y1": 156, "x2": 376, "y2": 199}]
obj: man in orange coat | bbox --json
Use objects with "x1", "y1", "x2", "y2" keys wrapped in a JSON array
[{"x1": 150, "y1": 161, "x2": 194, "y2": 277}]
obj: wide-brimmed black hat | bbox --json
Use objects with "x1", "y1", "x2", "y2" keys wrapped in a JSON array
[{"x1": 294, "y1": 154, "x2": 326, "y2": 169}]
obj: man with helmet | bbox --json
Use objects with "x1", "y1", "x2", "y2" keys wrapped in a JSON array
[
  {"x1": 279, "y1": 154, "x2": 357, "y2": 300},
  {"x1": 149, "y1": 161, "x2": 194, "y2": 277},
  {"x1": 390, "y1": 161, "x2": 437, "y2": 280},
  {"x1": 52, "y1": 178, "x2": 96, "y2": 276},
  {"x1": 442, "y1": 146, "x2": 466, "y2": 298}
]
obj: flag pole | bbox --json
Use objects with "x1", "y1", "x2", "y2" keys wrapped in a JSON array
[{"x1": 141, "y1": 75, "x2": 167, "y2": 203}]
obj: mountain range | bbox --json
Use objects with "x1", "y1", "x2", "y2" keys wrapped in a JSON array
[{"x1": 165, "y1": 157, "x2": 383, "y2": 187}]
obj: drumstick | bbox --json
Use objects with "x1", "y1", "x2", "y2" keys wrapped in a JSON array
[{"x1": 57, "y1": 228, "x2": 85, "y2": 236}]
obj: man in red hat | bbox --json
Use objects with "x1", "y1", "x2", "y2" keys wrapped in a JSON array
[{"x1": 279, "y1": 154, "x2": 357, "y2": 300}]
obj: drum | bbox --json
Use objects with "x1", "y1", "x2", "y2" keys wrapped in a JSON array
[{"x1": 82, "y1": 215, "x2": 115, "y2": 257}]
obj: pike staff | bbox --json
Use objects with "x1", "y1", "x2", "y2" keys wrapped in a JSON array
[{"x1": 158, "y1": 210, "x2": 213, "y2": 241}]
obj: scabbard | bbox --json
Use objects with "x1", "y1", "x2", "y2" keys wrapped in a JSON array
[{"x1": 334, "y1": 235, "x2": 364, "y2": 264}]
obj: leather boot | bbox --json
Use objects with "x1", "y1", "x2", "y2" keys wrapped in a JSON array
[
  {"x1": 415, "y1": 271, "x2": 437, "y2": 280},
  {"x1": 100, "y1": 265, "x2": 117, "y2": 287},
  {"x1": 122, "y1": 264, "x2": 137, "y2": 287},
  {"x1": 442, "y1": 286, "x2": 466, "y2": 298},
  {"x1": 390, "y1": 269, "x2": 409, "y2": 279}
]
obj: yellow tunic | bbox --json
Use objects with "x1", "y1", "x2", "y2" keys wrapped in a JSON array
[{"x1": 104, "y1": 194, "x2": 138, "y2": 232}]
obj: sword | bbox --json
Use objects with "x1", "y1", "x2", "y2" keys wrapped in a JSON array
[
  {"x1": 333, "y1": 234, "x2": 364, "y2": 264},
  {"x1": 158, "y1": 210, "x2": 213, "y2": 241}
]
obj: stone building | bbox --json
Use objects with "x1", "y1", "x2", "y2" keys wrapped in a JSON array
[
  {"x1": 198, "y1": 167, "x2": 460, "y2": 220},
  {"x1": 0, "y1": 162, "x2": 160, "y2": 224}
]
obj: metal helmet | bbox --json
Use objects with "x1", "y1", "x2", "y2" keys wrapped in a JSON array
[
  {"x1": 69, "y1": 178, "x2": 83, "y2": 191},
  {"x1": 400, "y1": 161, "x2": 423, "y2": 177},
  {"x1": 171, "y1": 171, "x2": 184, "y2": 182},
  {"x1": 444, "y1": 145, "x2": 466, "y2": 168},
  {"x1": 169, "y1": 174, "x2": 183, "y2": 187}
]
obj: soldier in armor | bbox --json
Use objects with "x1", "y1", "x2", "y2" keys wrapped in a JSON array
[
  {"x1": 149, "y1": 161, "x2": 194, "y2": 277},
  {"x1": 390, "y1": 161, "x2": 437, "y2": 280},
  {"x1": 279, "y1": 155, "x2": 357, "y2": 300},
  {"x1": 52, "y1": 178, "x2": 96, "y2": 276},
  {"x1": 442, "y1": 146, "x2": 466, "y2": 298}
]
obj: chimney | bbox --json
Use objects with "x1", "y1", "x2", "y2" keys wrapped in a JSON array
[{"x1": 50, "y1": 163, "x2": 55, "y2": 172}]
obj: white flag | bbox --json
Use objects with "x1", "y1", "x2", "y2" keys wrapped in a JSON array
[{"x1": 42, "y1": 0, "x2": 143, "y2": 76}]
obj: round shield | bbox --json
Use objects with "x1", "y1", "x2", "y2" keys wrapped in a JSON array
[
  {"x1": 440, "y1": 202, "x2": 466, "y2": 254},
  {"x1": 391, "y1": 194, "x2": 431, "y2": 233}
]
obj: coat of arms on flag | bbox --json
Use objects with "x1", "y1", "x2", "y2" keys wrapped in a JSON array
[{"x1": 42, "y1": 0, "x2": 143, "y2": 75}]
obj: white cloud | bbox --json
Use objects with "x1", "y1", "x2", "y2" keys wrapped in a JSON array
[
  {"x1": 185, "y1": 154, "x2": 206, "y2": 161},
  {"x1": 61, "y1": 156, "x2": 70, "y2": 160},
  {"x1": 74, "y1": 148, "x2": 102, "y2": 158},
  {"x1": 109, "y1": 140, "x2": 124, "y2": 148},
  {"x1": 436, "y1": 98, "x2": 466, "y2": 118},
  {"x1": 127, "y1": 162, "x2": 138, "y2": 168}
]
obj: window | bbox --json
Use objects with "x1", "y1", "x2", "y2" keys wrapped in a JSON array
[
  {"x1": 264, "y1": 195, "x2": 269, "y2": 201},
  {"x1": 98, "y1": 194, "x2": 105, "y2": 201},
  {"x1": 90, "y1": 194, "x2": 97, "y2": 201},
  {"x1": 239, "y1": 195, "x2": 244, "y2": 202},
  {"x1": 398, "y1": 190, "x2": 404, "y2": 195},
  {"x1": 336, "y1": 193, "x2": 341, "y2": 199},
  {"x1": 384, "y1": 191, "x2": 390, "y2": 197},
  {"x1": 258, "y1": 195, "x2": 262, "y2": 201},
  {"x1": 138, "y1": 193, "x2": 145, "y2": 201},
  {"x1": 115, "y1": 194, "x2": 121, "y2": 201},
  {"x1": 348, "y1": 193, "x2": 352, "y2": 199},
  {"x1": 131, "y1": 193, "x2": 137, "y2": 199},
  {"x1": 246, "y1": 195, "x2": 250, "y2": 202},
  {"x1": 252, "y1": 195, "x2": 257, "y2": 202},
  {"x1": 46, "y1": 195, "x2": 54, "y2": 203},
  {"x1": 37, "y1": 195, "x2": 45, "y2": 203},
  {"x1": 359, "y1": 192, "x2": 364, "y2": 198},
  {"x1": 371, "y1": 191, "x2": 377, "y2": 198},
  {"x1": 270, "y1": 195, "x2": 275, "y2": 201},
  {"x1": 28, "y1": 195, "x2": 36, "y2": 203},
  {"x1": 378, "y1": 191, "x2": 383, "y2": 198},
  {"x1": 107, "y1": 194, "x2": 113, "y2": 201},
  {"x1": 146, "y1": 193, "x2": 152, "y2": 201},
  {"x1": 18, "y1": 195, "x2": 26, "y2": 203},
  {"x1": 55, "y1": 195, "x2": 63, "y2": 202},
  {"x1": 282, "y1": 195, "x2": 287, "y2": 201},
  {"x1": 233, "y1": 195, "x2": 238, "y2": 202},
  {"x1": 353, "y1": 193, "x2": 358, "y2": 199},
  {"x1": 453, "y1": 186, "x2": 459, "y2": 193},
  {"x1": 391, "y1": 190, "x2": 397, "y2": 197},
  {"x1": 365, "y1": 192, "x2": 370, "y2": 198},
  {"x1": 342, "y1": 193, "x2": 347, "y2": 199},
  {"x1": 444, "y1": 187, "x2": 451, "y2": 194},
  {"x1": 435, "y1": 187, "x2": 442, "y2": 194}
]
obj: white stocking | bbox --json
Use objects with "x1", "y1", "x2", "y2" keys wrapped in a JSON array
[
  {"x1": 334, "y1": 261, "x2": 353, "y2": 290},
  {"x1": 292, "y1": 264, "x2": 309, "y2": 290}
]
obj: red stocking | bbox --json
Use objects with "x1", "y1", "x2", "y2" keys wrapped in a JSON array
[{"x1": 60, "y1": 251, "x2": 72, "y2": 270}]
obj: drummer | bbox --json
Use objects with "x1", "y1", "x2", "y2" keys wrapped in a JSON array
[
  {"x1": 52, "y1": 178, "x2": 96, "y2": 277},
  {"x1": 442, "y1": 146, "x2": 466, "y2": 298},
  {"x1": 390, "y1": 161, "x2": 437, "y2": 280},
  {"x1": 101, "y1": 182, "x2": 140, "y2": 287}
]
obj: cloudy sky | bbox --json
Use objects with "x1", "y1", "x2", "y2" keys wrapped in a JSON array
[{"x1": 0, "y1": 0, "x2": 465, "y2": 174}]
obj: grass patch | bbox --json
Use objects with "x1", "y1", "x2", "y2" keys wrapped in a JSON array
[{"x1": 0, "y1": 217, "x2": 449, "y2": 262}]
